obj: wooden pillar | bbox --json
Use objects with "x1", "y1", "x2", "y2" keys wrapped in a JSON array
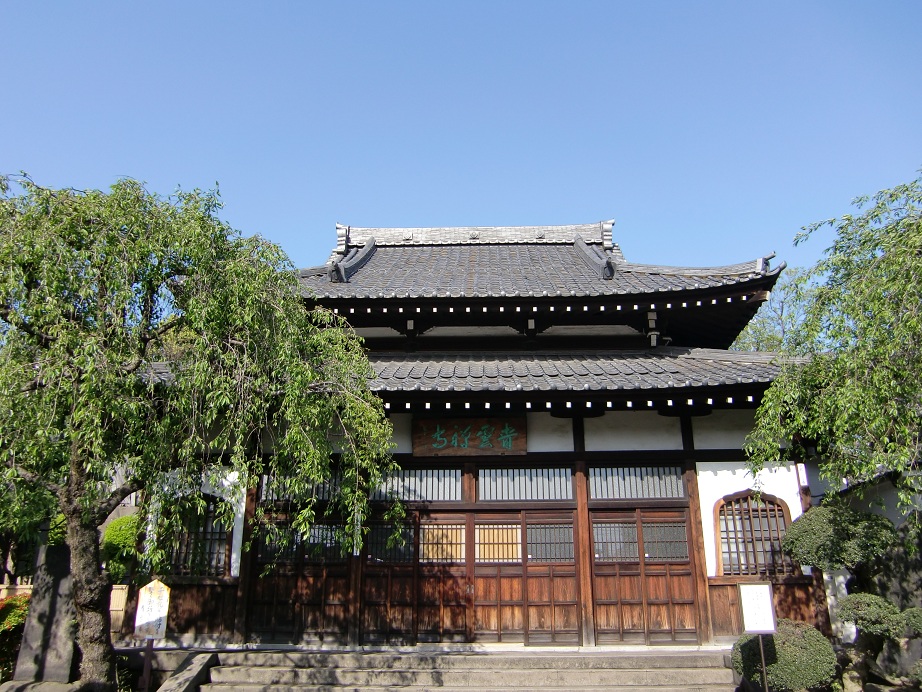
[
  {"x1": 465, "y1": 511, "x2": 475, "y2": 642},
  {"x1": 463, "y1": 461, "x2": 476, "y2": 642},
  {"x1": 572, "y1": 417, "x2": 596, "y2": 646},
  {"x1": 680, "y1": 414, "x2": 713, "y2": 644},
  {"x1": 347, "y1": 552, "x2": 363, "y2": 646}
]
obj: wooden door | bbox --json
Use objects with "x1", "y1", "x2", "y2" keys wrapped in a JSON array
[
  {"x1": 248, "y1": 523, "x2": 350, "y2": 644},
  {"x1": 472, "y1": 512, "x2": 580, "y2": 644},
  {"x1": 473, "y1": 518, "x2": 525, "y2": 642},
  {"x1": 362, "y1": 518, "x2": 471, "y2": 644},
  {"x1": 417, "y1": 519, "x2": 469, "y2": 642},
  {"x1": 361, "y1": 524, "x2": 417, "y2": 643},
  {"x1": 591, "y1": 510, "x2": 698, "y2": 643},
  {"x1": 523, "y1": 515, "x2": 580, "y2": 644}
]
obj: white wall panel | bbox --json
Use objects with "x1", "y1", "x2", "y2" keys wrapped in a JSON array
[
  {"x1": 526, "y1": 413, "x2": 574, "y2": 452},
  {"x1": 390, "y1": 413, "x2": 413, "y2": 454},
  {"x1": 692, "y1": 409, "x2": 756, "y2": 449},
  {"x1": 584, "y1": 411, "x2": 682, "y2": 451}
]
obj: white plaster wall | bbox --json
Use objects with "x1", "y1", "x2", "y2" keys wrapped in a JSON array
[
  {"x1": 692, "y1": 409, "x2": 756, "y2": 450},
  {"x1": 695, "y1": 461, "x2": 804, "y2": 577},
  {"x1": 201, "y1": 469, "x2": 248, "y2": 578},
  {"x1": 584, "y1": 411, "x2": 682, "y2": 451},
  {"x1": 851, "y1": 480, "x2": 910, "y2": 525},
  {"x1": 389, "y1": 413, "x2": 413, "y2": 454},
  {"x1": 526, "y1": 413, "x2": 574, "y2": 452}
]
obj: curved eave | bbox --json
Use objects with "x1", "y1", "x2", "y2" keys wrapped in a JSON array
[{"x1": 299, "y1": 262, "x2": 783, "y2": 302}]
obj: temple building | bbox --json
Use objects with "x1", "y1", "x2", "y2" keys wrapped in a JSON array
[{"x1": 158, "y1": 221, "x2": 829, "y2": 647}]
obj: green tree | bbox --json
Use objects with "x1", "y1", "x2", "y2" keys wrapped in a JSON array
[
  {"x1": 731, "y1": 266, "x2": 811, "y2": 351},
  {"x1": 0, "y1": 176, "x2": 397, "y2": 691},
  {"x1": 746, "y1": 174, "x2": 922, "y2": 510}
]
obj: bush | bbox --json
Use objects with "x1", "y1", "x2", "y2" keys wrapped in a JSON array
[
  {"x1": 781, "y1": 505, "x2": 897, "y2": 573},
  {"x1": 908, "y1": 659, "x2": 922, "y2": 687},
  {"x1": 0, "y1": 594, "x2": 30, "y2": 682},
  {"x1": 902, "y1": 606, "x2": 922, "y2": 638},
  {"x1": 47, "y1": 514, "x2": 66, "y2": 547},
  {"x1": 836, "y1": 592, "x2": 905, "y2": 639},
  {"x1": 101, "y1": 514, "x2": 139, "y2": 583},
  {"x1": 731, "y1": 618, "x2": 837, "y2": 691}
]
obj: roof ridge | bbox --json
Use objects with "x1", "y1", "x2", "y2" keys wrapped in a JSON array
[
  {"x1": 334, "y1": 221, "x2": 616, "y2": 252},
  {"x1": 615, "y1": 257, "x2": 780, "y2": 277}
]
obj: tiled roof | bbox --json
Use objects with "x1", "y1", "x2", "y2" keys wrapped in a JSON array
[
  {"x1": 368, "y1": 348, "x2": 785, "y2": 394},
  {"x1": 300, "y1": 223, "x2": 780, "y2": 300}
]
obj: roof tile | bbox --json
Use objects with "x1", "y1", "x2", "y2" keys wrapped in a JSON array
[{"x1": 367, "y1": 348, "x2": 785, "y2": 395}]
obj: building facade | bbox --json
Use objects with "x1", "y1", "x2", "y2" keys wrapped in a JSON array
[{"x1": 154, "y1": 222, "x2": 829, "y2": 647}]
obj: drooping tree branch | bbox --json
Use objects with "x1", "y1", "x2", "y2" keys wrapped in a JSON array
[{"x1": 91, "y1": 478, "x2": 145, "y2": 528}]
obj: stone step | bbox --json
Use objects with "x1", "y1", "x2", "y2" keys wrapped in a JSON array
[
  {"x1": 200, "y1": 650, "x2": 736, "y2": 692},
  {"x1": 208, "y1": 664, "x2": 734, "y2": 687},
  {"x1": 216, "y1": 650, "x2": 729, "y2": 670},
  {"x1": 202, "y1": 686, "x2": 737, "y2": 692}
]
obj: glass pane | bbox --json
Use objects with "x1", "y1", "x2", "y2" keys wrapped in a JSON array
[
  {"x1": 367, "y1": 524, "x2": 414, "y2": 563},
  {"x1": 526, "y1": 524, "x2": 574, "y2": 563},
  {"x1": 592, "y1": 522, "x2": 639, "y2": 562},
  {"x1": 642, "y1": 521, "x2": 688, "y2": 561},
  {"x1": 420, "y1": 524, "x2": 465, "y2": 563},
  {"x1": 475, "y1": 524, "x2": 522, "y2": 563}
]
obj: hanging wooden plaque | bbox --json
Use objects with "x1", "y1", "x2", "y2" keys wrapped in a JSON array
[{"x1": 413, "y1": 417, "x2": 527, "y2": 456}]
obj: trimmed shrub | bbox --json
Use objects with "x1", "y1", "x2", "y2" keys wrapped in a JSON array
[
  {"x1": 836, "y1": 592, "x2": 905, "y2": 639},
  {"x1": 0, "y1": 594, "x2": 30, "y2": 682},
  {"x1": 781, "y1": 505, "x2": 897, "y2": 573},
  {"x1": 908, "y1": 659, "x2": 922, "y2": 687},
  {"x1": 101, "y1": 514, "x2": 139, "y2": 583},
  {"x1": 903, "y1": 606, "x2": 922, "y2": 638},
  {"x1": 731, "y1": 618, "x2": 837, "y2": 691}
]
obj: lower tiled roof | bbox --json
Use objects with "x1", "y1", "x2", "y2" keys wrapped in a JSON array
[{"x1": 368, "y1": 347, "x2": 785, "y2": 394}]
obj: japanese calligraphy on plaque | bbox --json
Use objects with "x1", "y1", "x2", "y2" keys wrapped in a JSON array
[{"x1": 413, "y1": 417, "x2": 527, "y2": 456}]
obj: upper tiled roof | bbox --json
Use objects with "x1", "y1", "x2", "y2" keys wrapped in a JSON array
[
  {"x1": 299, "y1": 222, "x2": 780, "y2": 300},
  {"x1": 368, "y1": 347, "x2": 785, "y2": 394}
]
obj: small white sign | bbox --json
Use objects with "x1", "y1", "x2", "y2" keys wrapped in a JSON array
[
  {"x1": 738, "y1": 582, "x2": 777, "y2": 634},
  {"x1": 134, "y1": 579, "x2": 171, "y2": 639}
]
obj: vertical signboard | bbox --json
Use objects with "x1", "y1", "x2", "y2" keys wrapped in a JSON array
[{"x1": 134, "y1": 579, "x2": 171, "y2": 639}]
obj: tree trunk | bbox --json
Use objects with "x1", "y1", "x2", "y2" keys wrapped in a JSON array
[{"x1": 62, "y1": 481, "x2": 116, "y2": 692}]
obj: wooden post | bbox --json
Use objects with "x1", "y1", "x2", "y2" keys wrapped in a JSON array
[
  {"x1": 347, "y1": 552, "x2": 363, "y2": 646},
  {"x1": 681, "y1": 414, "x2": 713, "y2": 644},
  {"x1": 572, "y1": 417, "x2": 596, "y2": 646},
  {"x1": 138, "y1": 638, "x2": 154, "y2": 692}
]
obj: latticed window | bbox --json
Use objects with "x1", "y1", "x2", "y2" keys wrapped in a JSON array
[
  {"x1": 526, "y1": 523, "x2": 574, "y2": 563},
  {"x1": 717, "y1": 492, "x2": 796, "y2": 577},
  {"x1": 420, "y1": 524, "x2": 465, "y2": 563},
  {"x1": 367, "y1": 524, "x2": 415, "y2": 563},
  {"x1": 475, "y1": 524, "x2": 522, "y2": 563},
  {"x1": 642, "y1": 522, "x2": 689, "y2": 562},
  {"x1": 168, "y1": 495, "x2": 231, "y2": 577}
]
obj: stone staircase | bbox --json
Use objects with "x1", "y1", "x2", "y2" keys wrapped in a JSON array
[{"x1": 198, "y1": 649, "x2": 738, "y2": 692}]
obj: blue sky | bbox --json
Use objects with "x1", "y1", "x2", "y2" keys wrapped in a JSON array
[{"x1": 4, "y1": 2, "x2": 920, "y2": 272}]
